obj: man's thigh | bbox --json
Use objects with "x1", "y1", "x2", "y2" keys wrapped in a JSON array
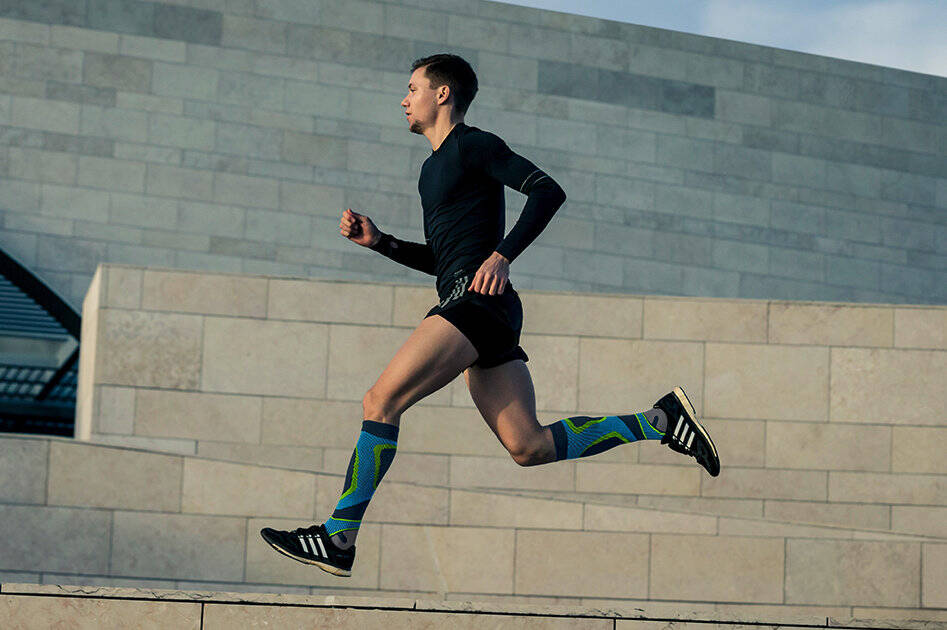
[
  {"x1": 465, "y1": 359, "x2": 544, "y2": 453},
  {"x1": 367, "y1": 314, "x2": 478, "y2": 421}
]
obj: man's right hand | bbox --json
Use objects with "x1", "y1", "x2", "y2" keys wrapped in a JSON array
[{"x1": 340, "y1": 208, "x2": 381, "y2": 248}]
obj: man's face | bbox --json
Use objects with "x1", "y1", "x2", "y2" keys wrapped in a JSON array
[{"x1": 401, "y1": 66, "x2": 445, "y2": 134}]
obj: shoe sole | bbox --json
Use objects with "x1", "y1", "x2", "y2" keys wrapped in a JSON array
[
  {"x1": 260, "y1": 532, "x2": 351, "y2": 577},
  {"x1": 672, "y1": 386, "x2": 720, "y2": 476}
]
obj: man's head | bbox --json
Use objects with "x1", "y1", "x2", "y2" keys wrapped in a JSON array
[{"x1": 402, "y1": 54, "x2": 477, "y2": 133}]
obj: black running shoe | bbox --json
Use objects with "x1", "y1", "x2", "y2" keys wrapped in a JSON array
[
  {"x1": 260, "y1": 523, "x2": 354, "y2": 577},
  {"x1": 654, "y1": 386, "x2": 720, "y2": 477}
]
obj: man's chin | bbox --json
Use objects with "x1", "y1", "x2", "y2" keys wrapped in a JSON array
[{"x1": 408, "y1": 121, "x2": 422, "y2": 134}]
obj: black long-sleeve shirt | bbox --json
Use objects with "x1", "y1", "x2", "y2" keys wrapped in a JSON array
[{"x1": 370, "y1": 122, "x2": 566, "y2": 299}]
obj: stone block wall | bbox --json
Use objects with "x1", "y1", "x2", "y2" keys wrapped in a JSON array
[
  {"x1": 0, "y1": 0, "x2": 944, "y2": 308},
  {"x1": 77, "y1": 265, "x2": 947, "y2": 537},
  {"x1": 2, "y1": 434, "x2": 945, "y2": 617}
]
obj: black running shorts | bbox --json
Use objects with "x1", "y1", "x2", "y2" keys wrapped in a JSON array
[{"x1": 424, "y1": 271, "x2": 529, "y2": 370}]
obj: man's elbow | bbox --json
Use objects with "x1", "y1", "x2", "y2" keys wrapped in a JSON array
[{"x1": 551, "y1": 181, "x2": 567, "y2": 205}]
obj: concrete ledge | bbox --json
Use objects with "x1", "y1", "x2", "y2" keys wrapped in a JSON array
[{"x1": 1, "y1": 583, "x2": 943, "y2": 629}]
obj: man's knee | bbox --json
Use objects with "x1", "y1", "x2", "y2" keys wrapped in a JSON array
[
  {"x1": 362, "y1": 388, "x2": 400, "y2": 424},
  {"x1": 507, "y1": 438, "x2": 546, "y2": 467}
]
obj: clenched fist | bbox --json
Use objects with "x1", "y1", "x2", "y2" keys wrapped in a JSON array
[{"x1": 340, "y1": 208, "x2": 381, "y2": 248}]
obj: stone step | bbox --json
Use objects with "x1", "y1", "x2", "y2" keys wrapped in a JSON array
[
  {"x1": 2, "y1": 583, "x2": 945, "y2": 629},
  {"x1": 2, "y1": 433, "x2": 945, "y2": 616}
]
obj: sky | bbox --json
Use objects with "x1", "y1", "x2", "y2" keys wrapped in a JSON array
[{"x1": 499, "y1": 0, "x2": 947, "y2": 77}]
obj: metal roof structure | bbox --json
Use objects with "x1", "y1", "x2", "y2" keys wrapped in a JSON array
[{"x1": 0, "y1": 248, "x2": 79, "y2": 436}]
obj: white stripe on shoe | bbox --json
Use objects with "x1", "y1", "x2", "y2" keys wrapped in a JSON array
[
  {"x1": 307, "y1": 534, "x2": 321, "y2": 558},
  {"x1": 298, "y1": 535, "x2": 309, "y2": 554},
  {"x1": 674, "y1": 415, "x2": 686, "y2": 439},
  {"x1": 315, "y1": 536, "x2": 328, "y2": 558}
]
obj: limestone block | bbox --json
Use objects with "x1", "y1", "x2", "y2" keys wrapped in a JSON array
[
  {"x1": 0, "y1": 504, "x2": 110, "y2": 574},
  {"x1": 830, "y1": 348, "x2": 946, "y2": 424},
  {"x1": 96, "y1": 309, "x2": 203, "y2": 389},
  {"x1": 643, "y1": 298, "x2": 767, "y2": 343},
  {"x1": 201, "y1": 317, "x2": 328, "y2": 397},
  {"x1": 152, "y1": 61, "x2": 218, "y2": 100},
  {"x1": 0, "y1": 595, "x2": 201, "y2": 629},
  {"x1": 705, "y1": 343, "x2": 829, "y2": 421},
  {"x1": 765, "y1": 422, "x2": 890, "y2": 471},
  {"x1": 197, "y1": 442, "x2": 325, "y2": 473},
  {"x1": 141, "y1": 270, "x2": 267, "y2": 317},
  {"x1": 652, "y1": 535, "x2": 784, "y2": 603},
  {"x1": 892, "y1": 427, "x2": 947, "y2": 474},
  {"x1": 397, "y1": 404, "x2": 504, "y2": 457},
  {"x1": 519, "y1": 334, "x2": 579, "y2": 411},
  {"x1": 0, "y1": 438, "x2": 47, "y2": 503},
  {"x1": 89, "y1": 434, "x2": 195, "y2": 455},
  {"x1": 449, "y1": 489, "x2": 583, "y2": 530},
  {"x1": 638, "y1": 495, "x2": 763, "y2": 519},
  {"x1": 450, "y1": 455, "x2": 574, "y2": 491},
  {"x1": 769, "y1": 303, "x2": 894, "y2": 347},
  {"x1": 923, "y1": 544, "x2": 947, "y2": 608},
  {"x1": 12, "y1": 96, "x2": 79, "y2": 134},
  {"x1": 391, "y1": 285, "x2": 439, "y2": 326},
  {"x1": 515, "y1": 530, "x2": 649, "y2": 598},
  {"x1": 325, "y1": 324, "x2": 411, "y2": 400},
  {"x1": 268, "y1": 279, "x2": 393, "y2": 324},
  {"x1": 895, "y1": 308, "x2": 947, "y2": 349},
  {"x1": 46, "y1": 442, "x2": 182, "y2": 511},
  {"x1": 203, "y1": 605, "x2": 607, "y2": 629},
  {"x1": 578, "y1": 338, "x2": 704, "y2": 415},
  {"x1": 829, "y1": 472, "x2": 946, "y2": 506},
  {"x1": 245, "y1": 518, "x2": 380, "y2": 589},
  {"x1": 576, "y1": 462, "x2": 700, "y2": 496},
  {"x1": 111, "y1": 511, "x2": 245, "y2": 581},
  {"x1": 764, "y1": 501, "x2": 890, "y2": 531},
  {"x1": 380, "y1": 524, "x2": 515, "y2": 593},
  {"x1": 147, "y1": 164, "x2": 215, "y2": 201},
  {"x1": 702, "y1": 468, "x2": 827, "y2": 501},
  {"x1": 260, "y1": 397, "x2": 362, "y2": 449},
  {"x1": 76, "y1": 268, "x2": 103, "y2": 440},
  {"x1": 181, "y1": 459, "x2": 315, "y2": 518},
  {"x1": 786, "y1": 539, "x2": 920, "y2": 607},
  {"x1": 892, "y1": 507, "x2": 947, "y2": 538},
  {"x1": 104, "y1": 266, "x2": 142, "y2": 309},
  {"x1": 520, "y1": 293, "x2": 643, "y2": 338},
  {"x1": 584, "y1": 504, "x2": 717, "y2": 534},
  {"x1": 135, "y1": 389, "x2": 262, "y2": 443}
]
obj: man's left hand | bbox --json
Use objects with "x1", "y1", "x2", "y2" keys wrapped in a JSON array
[{"x1": 468, "y1": 251, "x2": 510, "y2": 295}]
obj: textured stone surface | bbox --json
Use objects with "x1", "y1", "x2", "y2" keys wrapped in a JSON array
[
  {"x1": 786, "y1": 540, "x2": 920, "y2": 607},
  {"x1": 830, "y1": 348, "x2": 947, "y2": 423},
  {"x1": 515, "y1": 529, "x2": 650, "y2": 598},
  {"x1": 705, "y1": 343, "x2": 829, "y2": 420},
  {"x1": 201, "y1": 317, "x2": 329, "y2": 397},
  {"x1": 0, "y1": 595, "x2": 201, "y2": 630},
  {"x1": 651, "y1": 535, "x2": 784, "y2": 603}
]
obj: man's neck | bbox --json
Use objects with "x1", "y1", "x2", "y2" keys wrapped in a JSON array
[{"x1": 427, "y1": 113, "x2": 465, "y2": 152}]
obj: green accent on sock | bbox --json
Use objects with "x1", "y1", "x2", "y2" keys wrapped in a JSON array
[
  {"x1": 582, "y1": 431, "x2": 630, "y2": 455},
  {"x1": 373, "y1": 443, "x2": 396, "y2": 490}
]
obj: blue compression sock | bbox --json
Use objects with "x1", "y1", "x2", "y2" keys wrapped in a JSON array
[
  {"x1": 324, "y1": 420, "x2": 398, "y2": 538},
  {"x1": 547, "y1": 411, "x2": 665, "y2": 461}
]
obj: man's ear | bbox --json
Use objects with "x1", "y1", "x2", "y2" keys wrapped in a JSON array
[{"x1": 437, "y1": 84, "x2": 451, "y2": 106}]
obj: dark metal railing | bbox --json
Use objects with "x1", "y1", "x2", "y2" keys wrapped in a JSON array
[{"x1": 0, "y1": 247, "x2": 80, "y2": 436}]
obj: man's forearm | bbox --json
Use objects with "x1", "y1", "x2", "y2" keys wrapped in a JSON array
[
  {"x1": 369, "y1": 232, "x2": 437, "y2": 275},
  {"x1": 495, "y1": 180, "x2": 567, "y2": 263}
]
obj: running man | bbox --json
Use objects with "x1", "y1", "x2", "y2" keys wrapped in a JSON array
[{"x1": 261, "y1": 54, "x2": 720, "y2": 577}]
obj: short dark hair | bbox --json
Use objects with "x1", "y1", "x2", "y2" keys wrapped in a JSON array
[{"x1": 411, "y1": 53, "x2": 478, "y2": 115}]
